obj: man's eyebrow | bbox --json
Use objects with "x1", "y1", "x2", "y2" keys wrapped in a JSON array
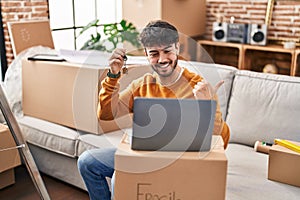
[{"x1": 148, "y1": 49, "x2": 158, "y2": 53}]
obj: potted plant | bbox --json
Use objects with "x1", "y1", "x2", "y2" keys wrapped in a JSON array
[{"x1": 77, "y1": 19, "x2": 141, "y2": 53}]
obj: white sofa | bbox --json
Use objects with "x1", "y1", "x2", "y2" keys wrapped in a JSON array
[{"x1": 2, "y1": 48, "x2": 300, "y2": 199}]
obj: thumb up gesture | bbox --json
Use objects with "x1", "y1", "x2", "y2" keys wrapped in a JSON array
[{"x1": 193, "y1": 80, "x2": 224, "y2": 100}]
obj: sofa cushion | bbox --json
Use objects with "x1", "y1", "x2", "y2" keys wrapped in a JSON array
[
  {"x1": 179, "y1": 61, "x2": 237, "y2": 119},
  {"x1": 227, "y1": 70, "x2": 300, "y2": 146},
  {"x1": 18, "y1": 116, "x2": 79, "y2": 157},
  {"x1": 226, "y1": 144, "x2": 300, "y2": 199},
  {"x1": 77, "y1": 129, "x2": 125, "y2": 156}
]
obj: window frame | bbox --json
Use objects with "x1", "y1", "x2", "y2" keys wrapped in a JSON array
[{"x1": 48, "y1": 0, "x2": 121, "y2": 50}]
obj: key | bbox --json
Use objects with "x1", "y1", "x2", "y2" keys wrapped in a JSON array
[{"x1": 122, "y1": 55, "x2": 128, "y2": 74}]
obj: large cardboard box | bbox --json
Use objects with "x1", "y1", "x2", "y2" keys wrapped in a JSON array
[
  {"x1": 114, "y1": 135, "x2": 227, "y2": 200},
  {"x1": 268, "y1": 141, "x2": 300, "y2": 187},
  {"x1": 122, "y1": 0, "x2": 206, "y2": 37},
  {"x1": 0, "y1": 124, "x2": 21, "y2": 189},
  {"x1": 22, "y1": 60, "x2": 152, "y2": 134}
]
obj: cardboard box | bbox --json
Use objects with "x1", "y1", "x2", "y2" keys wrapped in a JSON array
[
  {"x1": 7, "y1": 20, "x2": 54, "y2": 57},
  {"x1": 22, "y1": 60, "x2": 152, "y2": 134},
  {"x1": 0, "y1": 169, "x2": 15, "y2": 189},
  {"x1": 0, "y1": 124, "x2": 21, "y2": 189},
  {"x1": 114, "y1": 135, "x2": 227, "y2": 200},
  {"x1": 268, "y1": 141, "x2": 300, "y2": 187},
  {"x1": 122, "y1": 0, "x2": 206, "y2": 37}
]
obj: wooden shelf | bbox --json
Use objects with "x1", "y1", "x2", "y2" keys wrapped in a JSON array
[
  {"x1": 243, "y1": 44, "x2": 295, "y2": 76},
  {"x1": 243, "y1": 44, "x2": 295, "y2": 53},
  {"x1": 198, "y1": 40, "x2": 300, "y2": 77},
  {"x1": 198, "y1": 40, "x2": 243, "y2": 69}
]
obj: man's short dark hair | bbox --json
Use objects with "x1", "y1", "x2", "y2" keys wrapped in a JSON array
[{"x1": 139, "y1": 20, "x2": 179, "y2": 47}]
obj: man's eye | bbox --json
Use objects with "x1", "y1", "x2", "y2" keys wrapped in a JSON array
[{"x1": 149, "y1": 53, "x2": 158, "y2": 57}]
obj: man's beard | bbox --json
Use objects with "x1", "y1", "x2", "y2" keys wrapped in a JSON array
[{"x1": 151, "y1": 58, "x2": 178, "y2": 77}]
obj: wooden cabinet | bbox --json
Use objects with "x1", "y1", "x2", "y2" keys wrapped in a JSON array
[
  {"x1": 198, "y1": 40, "x2": 243, "y2": 69},
  {"x1": 243, "y1": 44, "x2": 295, "y2": 76},
  {"x1": 198, "y1": 40, "x2": 300, "y2": 77}
]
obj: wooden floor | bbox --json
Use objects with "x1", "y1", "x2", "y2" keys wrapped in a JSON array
[{"x1": 0, "y1": 165, "x2": 90, "y2": 200}]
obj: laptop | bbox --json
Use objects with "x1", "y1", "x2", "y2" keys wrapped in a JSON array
[{"x1": 131, "y1": 97, "x2": 216, "y2": 152}]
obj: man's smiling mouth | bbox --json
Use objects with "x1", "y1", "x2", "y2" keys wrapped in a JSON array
[{"x1": 157, "y1": 63, "x2": 170, "y2": 69}]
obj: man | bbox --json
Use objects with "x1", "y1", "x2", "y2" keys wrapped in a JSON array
[{"x1": 78, "y1": 20, "x2": 230, "y2": 200}]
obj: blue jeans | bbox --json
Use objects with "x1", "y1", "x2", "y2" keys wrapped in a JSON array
[{"x1": 77, "y1": 147, "x2": 116, "y2": 200}]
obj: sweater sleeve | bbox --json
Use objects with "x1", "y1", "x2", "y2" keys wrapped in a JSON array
[
  {"x1": 212, "y1": 95, "x2": 230, "y2": 149},
  {"x1": 97, "y1": 77, "x2": 133, "y2": 120}
]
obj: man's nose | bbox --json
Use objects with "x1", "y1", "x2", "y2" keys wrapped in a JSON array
[{"x1": 158, "y1": 53, "x2": 168, "y2": 63}]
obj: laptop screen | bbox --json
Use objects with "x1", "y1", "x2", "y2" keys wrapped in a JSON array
[{"x1": 131, "y1": 97, "x2": 216, "y2": 152}]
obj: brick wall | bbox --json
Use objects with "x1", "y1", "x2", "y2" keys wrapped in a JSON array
[
  {"x1": 1, "y1": 0, "x2": 48, "y2": 65},
  {"x1": 206, "y1": 0, "x2": 300, "y2": 43}
]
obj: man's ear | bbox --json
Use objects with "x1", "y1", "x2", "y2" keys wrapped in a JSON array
[
  {"x1": 144, "y1": 48, "x2": 148, "y2": 56},
  {"x1": 175, "y1": 42, "x2": 180, "y2": 54}
]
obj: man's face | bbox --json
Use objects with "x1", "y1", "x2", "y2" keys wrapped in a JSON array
[{"x1": 145, "y1": 43, "x2": 179, "y2": 77}]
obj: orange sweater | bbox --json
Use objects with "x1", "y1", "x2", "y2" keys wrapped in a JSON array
[{"x1": 98, "y1": 67, "x2": 230, "y2": 148}]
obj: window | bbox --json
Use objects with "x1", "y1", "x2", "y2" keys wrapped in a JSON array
[{"x1": 48, "y1": 0, "x2": 122, "y2": 50}]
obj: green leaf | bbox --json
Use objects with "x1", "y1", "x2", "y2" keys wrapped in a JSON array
[{"x1": 77, "y1": 19, "x2": 99, "y2": 38}]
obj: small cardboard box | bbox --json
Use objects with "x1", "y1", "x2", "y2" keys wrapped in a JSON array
[
  {"x1": 0, "y1": 124, "x2": 21, "y2": 189},
  {"x1": 22, "y1": 60, "x2": 152, "y2": 134},
  {"x1": 7, "y1": 20, "x2": 54, "y2": 57},
  {"x1": 114, "y1": 135, "x2": 227, "y2": 200},
  {"x1": 268, "y1": 141, "x2": 300, "y2": 187},
  {"x1": 0, "y1": 169, "x2": 15, "y2": 189}
]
